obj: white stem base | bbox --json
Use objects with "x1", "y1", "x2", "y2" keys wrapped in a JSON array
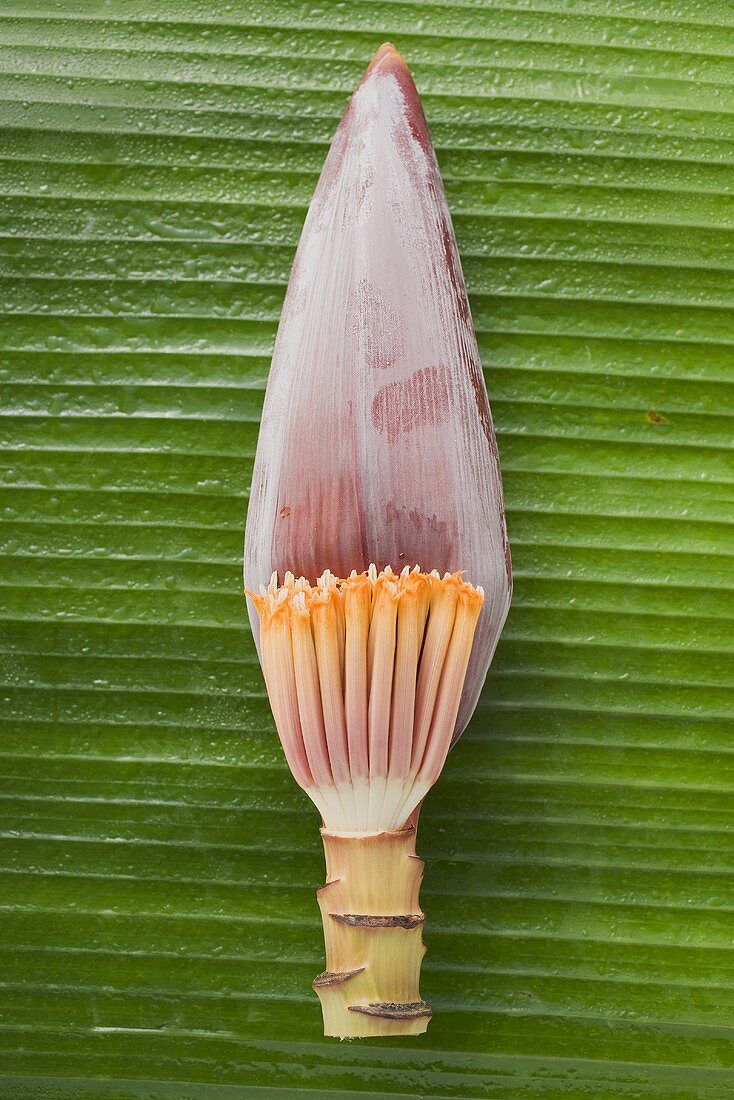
[{"x1": 305, "y1": 776, "x2": 432, "y2": 834}]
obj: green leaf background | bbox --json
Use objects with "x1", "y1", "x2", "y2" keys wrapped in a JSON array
[{"x1": 1, "y1": 1, "x2": 733, "y2": 1097}]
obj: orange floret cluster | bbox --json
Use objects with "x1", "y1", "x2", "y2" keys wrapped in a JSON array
[{"x1": 249, "y1": 565, "x2": 483, "y2": 834}]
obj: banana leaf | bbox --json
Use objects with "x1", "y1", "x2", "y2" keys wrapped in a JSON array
[{"x1": 1, "y1": 1, "x2": 733, "y2": 1097}]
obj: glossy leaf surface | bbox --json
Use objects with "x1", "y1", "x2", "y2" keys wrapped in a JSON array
[{"x1": 1, "y1": 2, "x2": 733, "y2": 1098}]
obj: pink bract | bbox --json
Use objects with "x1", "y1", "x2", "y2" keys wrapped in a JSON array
[{"x1": 245, "y1": 44, "x2": 511, "y2": 738}]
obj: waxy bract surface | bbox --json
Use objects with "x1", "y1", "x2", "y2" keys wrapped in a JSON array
[{"x1": 245, "y1": 45, "x2": 511, "y2": 737}]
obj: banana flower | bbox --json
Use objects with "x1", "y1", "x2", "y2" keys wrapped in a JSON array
[{"x1": 245, "y1": 43, "x2": 511, "y2": 1038}]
